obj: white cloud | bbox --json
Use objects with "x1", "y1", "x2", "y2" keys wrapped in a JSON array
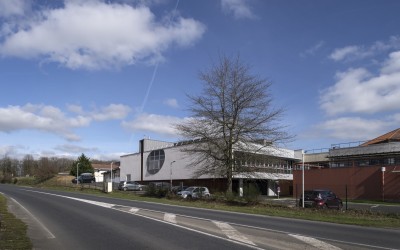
[
  {"x1": 0, "y1": 0, "x2": 30, "y2": 17},
  {"x1": 381, "y1": 51, "x2": 400, "y2": 74},
  {"x1": 329, "y1": 36, "x2": 400, "y2": 62},
  {"x1": 122, "y1": 113, "x2": 182, "y2": 136},
  {"x1": 221, "y1": 0, "x2": 256, "y2": 20},
  {"x1": 300, "y1": 41, "x2": 325, "y2": 58},
  {"x1": 0, "y1": 1, "x2": 205, "y2": 70},
  {"x1": 0, "y1": 104, "x2": 89, "y2": 141},
  {"x1": 54, "y1": 144, "x2": 99, "y2": 154},
  {"x1": 329, "y1": 46, "x2": 361, "y2": 61},
  {"x1": 0, "y1": 103, "x2": 130, "y2": 141},
  {"x1": 164, "y1": 98, "x2": 179, "y2": 108},
  {"x1": 316, "y1": 117, "x2": 388, "y2": 141},
  {"x1": 320, "y1": 51, "x2": 400, "y2": 116},
  {"x1": 91, "y1": 104, "x2": 131, "y2": 121}
]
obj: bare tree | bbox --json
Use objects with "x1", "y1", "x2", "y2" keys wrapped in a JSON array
[{"x1": 176, "y1": 54, "x2": 291, "y2": 194}]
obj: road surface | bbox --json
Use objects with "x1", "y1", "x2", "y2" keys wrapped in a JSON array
[{"x1": 0, "y1": 185, "x2": 398, "y2": 250}]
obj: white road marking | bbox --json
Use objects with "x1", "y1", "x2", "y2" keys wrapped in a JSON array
[
  {"x1": 164, "y1": 213, "x2": 177, "y2": 224},
  {"x1": 289, "y1": 234, "x2": 342, "y2": 250},
  {"x1": 213, "y1": 220, "x2": 255, "y2": 246},
  {"x1": 129, "y1": 208, "x2": 139, "y2": 214},
  {"x1": 23, "y1": 189, "x2": 263, "y2": 250},
  {"x1": 9, "y1": 197, "x2": 56, "y2": 239}
]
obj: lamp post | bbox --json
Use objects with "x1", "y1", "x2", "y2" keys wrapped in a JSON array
[
  {"x1": 170, "y1": 160, "x2": 176, "y2": 191},
  {"x1": 76, "y1": 163, "x2": 81, "y2": 186},
  {"x1": 302, "y1": 150, "x2": 305, "y2": 208},
  {"x1": 110, "y1": 162, "x2": 114, "y2": 191}
]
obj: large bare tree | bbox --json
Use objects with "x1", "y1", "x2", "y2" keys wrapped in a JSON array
[{"x1": 176, "y1": 55, "x2": 290, "y2": 194}]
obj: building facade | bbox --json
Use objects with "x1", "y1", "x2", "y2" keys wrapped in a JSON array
[
  {"x1": 119, "y1": 139, "x2": 302, "y2": 196},
  {"x1": 293, "y1": 129, "x2": 400, "y2": 201}
]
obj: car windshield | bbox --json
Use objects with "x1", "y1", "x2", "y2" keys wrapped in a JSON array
[{"x1": 185, "y1": 187, "x2": 195, "y2": 192}]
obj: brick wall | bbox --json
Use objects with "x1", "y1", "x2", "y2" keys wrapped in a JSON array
[{"x1": 293, "y1": 165, "x2": 400, "y2": 201}]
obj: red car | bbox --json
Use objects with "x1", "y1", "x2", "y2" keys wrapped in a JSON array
[{"x1": 299, "y1": 189, "x2": 343, "y2": 210}]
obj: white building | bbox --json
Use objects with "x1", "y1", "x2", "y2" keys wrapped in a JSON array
[{"x1": 120, "y1": 139, "x2": 302, "y2": 196}]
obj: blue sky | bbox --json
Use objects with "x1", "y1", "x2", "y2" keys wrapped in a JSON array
[{"x1": 1, "y1": 0, "x2": 400, "y2": 160}]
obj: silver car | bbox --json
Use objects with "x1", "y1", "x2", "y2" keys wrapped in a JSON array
[
  {"x1": 118, "y1": 181, "x2": 146, "y2": 191},
  {"x1": 177, "y1": 186, "x2": 211, "y2": 199}
]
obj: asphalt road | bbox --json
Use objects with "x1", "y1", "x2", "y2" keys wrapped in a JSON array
[{"x1": 0, "y1": 185, "x2": 399, "y2": 250}]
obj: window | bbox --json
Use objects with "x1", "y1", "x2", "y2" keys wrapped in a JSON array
[{"x1": 146, "y1": 149, "x2": 165, "y2": 175}]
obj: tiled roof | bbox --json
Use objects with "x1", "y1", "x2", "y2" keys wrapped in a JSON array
[{"x1": 361, "y1": 128, "x2": 400, "y2": 146}]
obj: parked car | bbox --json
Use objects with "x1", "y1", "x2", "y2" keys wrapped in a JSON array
[
  {"x1": 172, "y1": 185, "x2": 188, "y2": 194},
  {"x1": 118, "y1": 181, "x2": 146, "y2": 191},
  {"x1": 148, "y1": 182, "x2": 171, "y2": 190},
  {"x1": 71, "y1": 173, "x2": 96, "y2": 184},
  {"x1": 177, "y1": 186, "x2": 211, "y2": 199},
  {"x1": 299, "y1": 189, "x2": 343, "y2": 209}
]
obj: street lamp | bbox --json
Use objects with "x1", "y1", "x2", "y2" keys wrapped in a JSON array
[
  {"x1": 302, "y1": 150, "x2": 305, "y2": 208},
  {"x1": 110, "y1": 162, "x2": 114, "y2": 191},
  {"x1": 76, "y1": 163, "x2": 81, "y2": 186},
  {"x1": 170, "y1": 160, "x2": 176, "y2": 191}
]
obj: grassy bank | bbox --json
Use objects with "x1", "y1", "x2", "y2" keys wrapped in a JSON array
[{"x1": 0, "y1": 195, "x2": 32, "y2": 249}]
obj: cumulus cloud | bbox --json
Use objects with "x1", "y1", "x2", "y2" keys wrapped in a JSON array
[
  {"x1": 122, "y1": 113, "x2": 183, "y2": 136},
  {"x1": 0, "y1": 104, "x2": 90, "y2": 141},
  {"x1": 0, "y1": 103, "x2": 131, "y2": 141},
  {"x1": 221, "y1": 0, "x2": 256, "y2": 20},
  {"x1": 320, "y1": 51, "x2": 400, "y2": 116},
  {"x1": 0, "y1": 1, "x2": 205, "y2": 70}
]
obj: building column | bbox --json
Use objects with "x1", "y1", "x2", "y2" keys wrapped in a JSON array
[{"x1": 239, "y1": 179, "x2": 243, "y2": 197}]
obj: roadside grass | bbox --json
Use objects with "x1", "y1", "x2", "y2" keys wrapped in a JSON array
[
  {"x1": 23, "y1": 176, "x2": 400, "y2": 228},
  {"x1": 0, "y1": 195, "x2": 32, "y2": 250}
]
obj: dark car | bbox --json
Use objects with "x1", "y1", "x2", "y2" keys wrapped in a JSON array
[
  {"x1": 299, "y1": 189, "x2": 343, "y2": 210},
  {"x1": 172, "y1": 185, "x2": 188, "y2": 194},
  {"x1": 72, "y1": 173, "x2": 95, "y2": 184}
]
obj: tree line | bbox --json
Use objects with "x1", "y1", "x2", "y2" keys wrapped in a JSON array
[{"x1": 0, "y1": 153, "x2": 110, "y2": 183}]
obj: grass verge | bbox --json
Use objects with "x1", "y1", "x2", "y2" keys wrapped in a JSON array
[{"x1": 0, "y1": 194, "x2": 32, "y2": 250}]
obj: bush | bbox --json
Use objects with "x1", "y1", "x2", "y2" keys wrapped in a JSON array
[
  {"x1": 243, "y1": 184, "x2": 261, "y2": 204},
  {"x1": 144, "y1": 185, "x2": 169, "y2": 198}
]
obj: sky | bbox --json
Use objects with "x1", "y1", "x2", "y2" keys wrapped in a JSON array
[{"x1": 1, "y1": 0, "x2": 400, "y2": 160}]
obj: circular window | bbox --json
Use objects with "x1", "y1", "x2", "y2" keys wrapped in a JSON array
[{"x1": 146, "y1": 149, "x2": 165, "y2": 175}]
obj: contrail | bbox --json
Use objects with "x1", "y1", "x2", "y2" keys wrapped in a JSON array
[
  {"x1": 129, "y1": 0, "x2": 180, "y2": 146},
  {"x1": 138, "y1": 0, "x2": 180, "y2": 114}
]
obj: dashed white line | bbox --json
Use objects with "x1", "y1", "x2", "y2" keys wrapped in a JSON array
[
  {"x1": 164, "y1": 213, "x2": 177, "y2": 224},
  {"x1": 129, "y1": 208, "x2": 139, "y2": 214},
  {"x1": 289, "y1": 234, "x2": 342, "y2": 250},
  {"x1": 213, "y1": 220, "x2": 255, "y2": 246}
]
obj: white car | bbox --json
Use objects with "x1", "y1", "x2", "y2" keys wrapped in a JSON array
[{"x1": 177, "y1": 186, "x2": 211, "y2": 199}]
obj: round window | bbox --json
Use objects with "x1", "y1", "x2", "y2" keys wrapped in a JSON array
[{"x1": 146, "y1": 149, "x2": 165, "y2": 175}]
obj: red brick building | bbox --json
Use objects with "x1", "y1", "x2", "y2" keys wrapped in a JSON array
[{"x1": 293, "y1": 129, "x2": 400, "y2": 201}]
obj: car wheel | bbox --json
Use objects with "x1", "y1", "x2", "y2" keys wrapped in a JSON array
[
  {"x1": 338, "y1": 203, "x2": 343, "y2": 211},
  {"x1": 323, "y1": 204, "x2": 328, "y2": 209},
  {"x1": 187, "y1": 195, "x2": 192, "y2": 199},
  {"x1": 123, "y1": 187, "x2": 127, "y2": 191}
]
